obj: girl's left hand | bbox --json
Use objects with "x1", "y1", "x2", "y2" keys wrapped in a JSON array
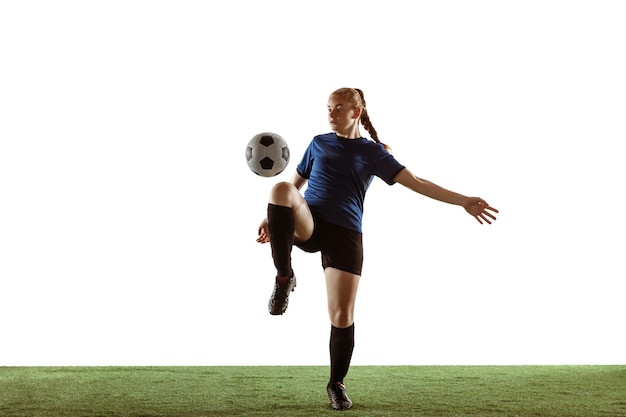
[{"x1": 463, "y1": 198, "x2": 498, "y2": 224}]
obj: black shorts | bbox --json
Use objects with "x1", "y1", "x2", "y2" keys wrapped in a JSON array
[{"x1": 294, "y1": 211, "x2": 363, "y2": 276}]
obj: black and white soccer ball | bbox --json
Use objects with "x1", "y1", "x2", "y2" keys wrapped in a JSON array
[{"x1": 245, "y1": 132, "x2": 290, "y2": 177}]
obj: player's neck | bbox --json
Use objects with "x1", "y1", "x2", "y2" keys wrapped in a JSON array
[{"x1": 335, "y1": 127, "x2": 361, "y2": 140}]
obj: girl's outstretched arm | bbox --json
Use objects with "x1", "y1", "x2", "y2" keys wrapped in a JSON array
[{"x1": 393, "y1": 168, "x2": 498, "y2": 224}]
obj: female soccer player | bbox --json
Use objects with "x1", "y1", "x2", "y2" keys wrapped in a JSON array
[{"x1": 256, "y1": 87, "x2": 498, "y2": 410}]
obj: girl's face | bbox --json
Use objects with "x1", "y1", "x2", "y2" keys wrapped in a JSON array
[{"x1": 327, "y1": 94, "x2": 361, "y2": 137}]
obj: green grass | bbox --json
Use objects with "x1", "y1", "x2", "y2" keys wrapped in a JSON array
[{"x1": 0, "y1": 366, "x2": 624, "y2": 416}]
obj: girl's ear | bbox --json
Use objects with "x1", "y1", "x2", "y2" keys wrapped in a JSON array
[{"x1": 352, "y1": 106, "x2": 362, "y2": 119}]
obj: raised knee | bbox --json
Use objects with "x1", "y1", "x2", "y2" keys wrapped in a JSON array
[{"x1": 270, "y1": 181, "x2": 298, "y2": 206}]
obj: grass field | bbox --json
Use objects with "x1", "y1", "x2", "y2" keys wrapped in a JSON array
[{"x1": 0, "y1": 366, "x2": 624, "y2": 416}]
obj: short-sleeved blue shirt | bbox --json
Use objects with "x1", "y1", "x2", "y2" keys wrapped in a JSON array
[{"x1": 296, "y1": 132, "x2": 405, "y2": 233}]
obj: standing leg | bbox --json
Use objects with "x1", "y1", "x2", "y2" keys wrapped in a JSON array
[{"x1": 325, "y1": 267, "x2": 360, "y2": 410}]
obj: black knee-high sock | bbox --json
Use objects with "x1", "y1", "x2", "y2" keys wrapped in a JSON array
[
  {"x1": 329, "y1": 324, "x2": 355, "y2": 383},
  {"x1": 267, "y1": 203, "x2": 295, "y2": 278}
]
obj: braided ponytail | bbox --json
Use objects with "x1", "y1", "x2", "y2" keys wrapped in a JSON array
[{"x1": 331, "y1": 88, "x2": 391, "y2": 152}]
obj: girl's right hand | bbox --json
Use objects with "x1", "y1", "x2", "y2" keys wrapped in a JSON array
[{"x1": 257, "y1": 218, "x2": 269, "y2": 243}]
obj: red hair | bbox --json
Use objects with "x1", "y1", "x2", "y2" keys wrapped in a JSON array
[{"x1": 330, "y1": 88, "x2": 391, "y2": 152}]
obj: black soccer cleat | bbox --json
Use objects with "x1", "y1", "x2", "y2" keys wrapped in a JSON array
[
  {"x1": 268, "y1": 275, "x2": 296, "y2": 315},
  {"x1": 327, "y1": 381, "x2": 353, "y2": 411}
]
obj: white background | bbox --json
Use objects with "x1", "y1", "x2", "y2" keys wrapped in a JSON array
[{"x1": 1, "y1": 1, "x2": 624, "y2": 366}]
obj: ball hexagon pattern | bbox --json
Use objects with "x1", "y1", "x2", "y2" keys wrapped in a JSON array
[{"x1": 245, "y1": 132, "x2": 290, "y2": 177}]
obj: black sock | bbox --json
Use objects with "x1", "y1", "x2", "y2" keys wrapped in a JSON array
[
  {"x1": 267, "y1": 203, "x2": 295, "y2": 278},
  {"x1": 329, "y1": 323, "x2": 355, "y2": 383}
]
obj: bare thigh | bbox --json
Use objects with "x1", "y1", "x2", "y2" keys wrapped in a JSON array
[{"x1": 325, "y1": 267, "x2": 360, "y2": 329}]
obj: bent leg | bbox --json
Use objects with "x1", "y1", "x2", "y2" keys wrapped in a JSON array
[
  {"x1": 265, "y1": 182, "x2": 314, "y2": 315},
  {"x1": 269, "y1": 182, "x2": 314, "y2": 242},
  {"x1": 267, "y1": 204, "x2": 295, "y2": 277},
  {"x1": 266, "y1": 181, "x2": 314, "y2": 280}
]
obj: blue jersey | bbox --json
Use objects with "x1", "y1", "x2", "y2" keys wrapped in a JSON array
[{"x1": 296, "y1": 132, "x2": 405, "y2": 233}]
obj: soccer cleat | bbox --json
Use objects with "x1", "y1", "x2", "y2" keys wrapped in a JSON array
[
  {"x1": 327, "y1": 381, "x2": 352, "y2": 411},
  {"x1": 268, "y1": 275, "x2": 296, "y2": 315}
]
